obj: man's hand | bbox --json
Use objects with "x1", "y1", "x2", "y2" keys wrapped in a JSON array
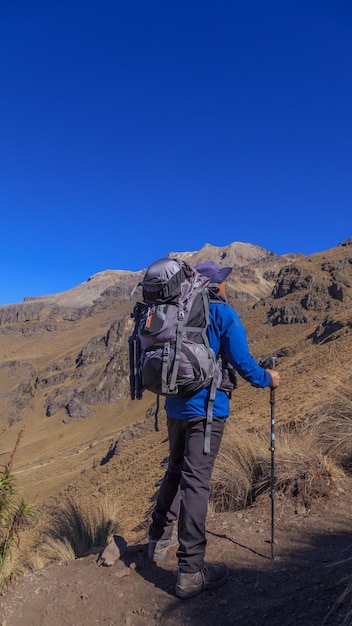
[{"x1": 266, "y1": 368, "x2": 280, "y2": 389}]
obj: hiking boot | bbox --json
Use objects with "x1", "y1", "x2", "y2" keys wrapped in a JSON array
[
  {"x1": 175, "y1": 562, "x2": 229, "y2": 599},
  {"x1": 148, "y1": 530, "x2": 178, "y2": 561}
]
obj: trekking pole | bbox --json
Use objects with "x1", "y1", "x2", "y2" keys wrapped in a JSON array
[{"x1": 269, "y1": 356, "x2": 277, "y2": 560}]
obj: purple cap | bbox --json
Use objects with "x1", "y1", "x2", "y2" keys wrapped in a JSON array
[{"x1": 194, "y1": 260, "x2": 233, "y2": 284}]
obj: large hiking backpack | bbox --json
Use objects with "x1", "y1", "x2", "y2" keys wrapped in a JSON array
[{"x1": 128, "y1": 257, "x2": 235, "y2": 452}]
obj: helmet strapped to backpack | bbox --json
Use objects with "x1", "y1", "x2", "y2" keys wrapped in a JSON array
[{"x1": 141, "y1": 257, "x2": 193, "y2": 304}]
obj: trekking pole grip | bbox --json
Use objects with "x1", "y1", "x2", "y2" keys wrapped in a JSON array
[{"x1": 270, "y1": 356, "x2": 277, "y2": 449}]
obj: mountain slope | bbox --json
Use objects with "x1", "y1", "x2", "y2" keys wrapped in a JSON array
[{"x1": 0, "y1": 238, "x2": 351, "y2": 506}]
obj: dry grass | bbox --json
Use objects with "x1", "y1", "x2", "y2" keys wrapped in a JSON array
[
  {"x1": 255, "y1": 430, "x2": 343, "y2": 507},
  {"x1": 0, "y1": 546, "x2": 29, "y2": 591},
  {"x1": 25, "y1": 537, "x2": 75, "y2": 571},
  {"x1": 210, "y1": 420, "x2": 343, "y2": 513},
  {"x1": 34, "y1": 494, "x2": 121, "y2": 563},
  {"x1": 308, "y1": 384, "x2": 352, "y2": 472},
  {"x1": 10, "y1": 494, "x2": 122, "y2": 577},
  {"x1": 210, "y1": 421, "x2": 265, "y2": 512}
]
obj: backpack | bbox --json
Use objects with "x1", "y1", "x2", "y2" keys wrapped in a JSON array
[{"x1": 128, "y1": 257, "x2": 236, "y2": 452}]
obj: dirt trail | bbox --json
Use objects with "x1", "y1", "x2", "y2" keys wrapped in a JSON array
[{"x1": 1, "y1": 484, "x2": 352, "y2": 626}]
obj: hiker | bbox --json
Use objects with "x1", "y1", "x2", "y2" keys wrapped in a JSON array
[{"x1": 147, "y1": 260, "x2": 280, "y2": 599}]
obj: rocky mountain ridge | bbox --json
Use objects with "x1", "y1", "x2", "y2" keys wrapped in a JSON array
[{"x1": 0, "y1": 241, "x2": 292, "y2": 323}]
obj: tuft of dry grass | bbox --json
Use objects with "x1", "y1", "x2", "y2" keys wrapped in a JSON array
[
  {"x1": 37, "y1": 494, "x2": 121, "y2": 562},
  {"x1": 25, "y1": 537, "x2": 75, "y2": 571},
  {"x1": 254, "y1": 430, "x2": 343, "y2": 507},
  {"x1": 0, "y1": 547, "x2": 29, "y2": 591},
  {"x1": 210, "y1": 421, "x2": 264, "y2": 512},
  {"x1": 308, "y1": 385, "x2": 352, "y2": 472},
  {"x1": 210, "y1": 420, "x2": 343, "y2": 514}
]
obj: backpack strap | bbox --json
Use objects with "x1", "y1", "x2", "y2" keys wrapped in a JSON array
[
  {"x1": 161, "y1": 342, "x2": 171, "y2": 394},
  {"x1": 154, "y1": 394, "x2": 160, "y2": 431},
  {"x1": 170, "y1": 287, "x2": 212, "y2": 395},
  {"x1": 168, "y1": 304, "x2": 185, "y2": 392},
  {"x1": 204, "y1": 361, "x2": 222, "y2": 454},
  {"x1": 200, "y1": 289, "x2": 212, "y2": 351}
]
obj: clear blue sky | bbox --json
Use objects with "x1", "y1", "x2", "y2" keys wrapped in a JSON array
[{"x1": 1, "y1": 1, "x2": 351, "y2": 305}]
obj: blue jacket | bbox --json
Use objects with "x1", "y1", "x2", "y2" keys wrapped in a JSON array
[{"x1": 165, "y1": 300, "x2": 271, "y2": 419}]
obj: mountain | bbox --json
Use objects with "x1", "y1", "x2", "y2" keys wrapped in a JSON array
[{"x1": 0, "y1": 238, "x2": 352, "y2": 507}]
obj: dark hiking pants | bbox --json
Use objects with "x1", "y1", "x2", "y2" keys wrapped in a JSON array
[{"x1": 149, "y1": 415, "x2": 225, "y2": 573}]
